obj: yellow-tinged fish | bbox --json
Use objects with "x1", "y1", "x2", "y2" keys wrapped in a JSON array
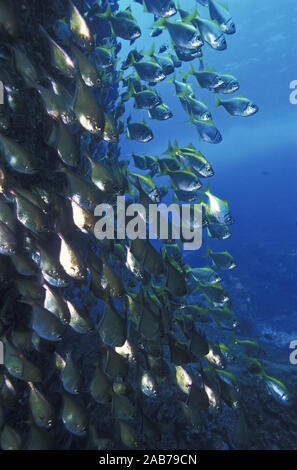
[
  {"x1": 126, "y1": 292, "x2": 142, "y2": 324},
  {"x1": 43, "y1": 282, "x2": 70, "y2": 325},
  {"x1": 90, "y1": 361, "x2": 112, "y2": 404},
  {"x1": 66, "y1": 300, "x2": 94, "y2": 334},
  {"x1": 61, "y1": 391, "x2": 88, "y2": 436},
  {"x1": 139, "y1": 366, "x2": 158, "y2": 398},
  {"x1": 60, "y1": 352, "x2": 83, "y2": 395},
  {"x1": 28, "y1": 301, "x2": 65, "y2": 342},
  {"x1": 98, "y1": 296, "x2": 126, "y2": 347},
  {"x1": 103, "y1": 112, "x2": 119, "y2": 143},
  {"x1": 69, "y1": 196, "x2": 96, "y2": 234},
  {"x1": 59, "y1": 165, "x2": 105, "y2": 211},
  {"x1": 100, "y1": 255, "x2": 125, "y2": 298},
  {"x1": 58, "y1": 232, "x2": 87, "y2": 281},
  {"x1": 73, "y1": 72, "x2": 105, "y2": 135},
  {"x1": 205, "y1": 342, "x2": 225, "y2": 369},
  {"x1": 40, "y1": 25, "x2": 77, "y2": 78},
  {"x1": 71, "y1": 43, "x2": 101, "y2": 87},
  {"x1": 48, "y1": 78, "x2": 77, "y2": 125},
  {"x1": 104, "y1": 345, "x2": 129, "y2": 378},
  {"x1": 0, "y1": 133, "x2": 39, "y2": 174},
  {"x1": 11, "y1": 186, "x2": 47, "y2": 212},
  {"x1": 175, "y1": 365, "x2": 192, "y2": 395},
  {"x1": 69, "y1": 0, "x2": 94, "y2": 50},
  {"x1": 115, "y1": 339, "x2": 136, "y2": 363},
  {"x1": 218, "y1": 375, "x2": 240, "y2": 409},
  {"x1": 35, "y1": 82, "x2": 66, "y2": 120},
  {"x1": 35, "y1": 241, "x2": 69, "y2": 288},
  {"x1": 11, "y1": 252, "x2": 39, "y2": 277},
  {"x1": 28, "y1": 382, "x2": 55, "y2": 429},
  {"x1": 3, "y1": 338, "x2": 42, "y2": 382},
  {"x1": 54, "y1": 118, "x2": 80, "y2": 167},
  {"x1": 10, "y1": 189, "x2": 50, "y2": 233},
  {"x1": 14, "y1": 279, "x2": 44, "y2": 302},
  {"x1": 125, "y1": 245, "x2": 144, "y2": 278},
  {"x1": 13, "y1": 47, "x2": 38, "y2": 85},
  {"x1": 87, "y1": 154, "x2": 116, "y2": 192}
]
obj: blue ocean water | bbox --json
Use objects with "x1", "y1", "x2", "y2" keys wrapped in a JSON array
[{"x1": 118, "y1": 0, "x2": 297, "y2": 350}]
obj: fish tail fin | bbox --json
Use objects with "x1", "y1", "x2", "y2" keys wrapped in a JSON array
[
  {"x1": 162, "y1": 140, "x2": 175, "y2": 155},
  {"x1": 95, "y1": 2, "x2": 112, "y2": 18},
  {"x1": 214, "y1": 95, "x2": 222, "y2": 109},
  {"x1": 185, "y1": 112, "x2": 196, "y2": 125},
  {"x1": 255, "y1": 370, "x2": 266, "y2": 379},
  {"x1": 177, "y1": 84, "x2": 189, "y2": 99},
  {"x1": 127, "y1": 80, "x2": 136, "y2": 99},
  {"x1": 121, "y1": 160, "x2": 129, "y2": 176},
  {"x1": 203, "y1": 245, "x2": 212, "y2": 258},
  {"x1": 153, "y1": 17, "x2": 167, "y2": 28},
  {"x1": 181, "y1": 68, "x2": 191, "y2": 82},
  {"x1": 145, "y1": 43, "x2": 155, "y2": 57},
  {"x1": 168, "y1": 72, "x2": 176, "y2": 84},
  {"x1": 157, "y1": 161, "x2": 170, "y2": 176},
  {"x1": 186, "y1": 5, "x2": 198, "y2": 23}
]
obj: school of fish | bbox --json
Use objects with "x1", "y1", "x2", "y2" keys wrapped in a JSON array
[{"x1": 0, "y1": 0, "x2": 289, "y2": 450}]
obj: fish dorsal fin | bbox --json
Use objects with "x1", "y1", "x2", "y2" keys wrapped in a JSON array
[
  {"x1": 205, "y1": 64, "x2": 216, "y2": 73},
  {"x1": 145, "y1": 43, "x2": 155, "y2": 57},
  {"x1": 184, "y1": 5, "x2": 198, "y2": 23}
]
